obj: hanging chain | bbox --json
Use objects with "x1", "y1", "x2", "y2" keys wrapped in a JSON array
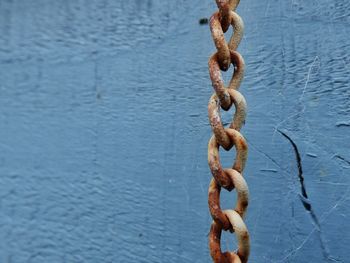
[{"x1": 207, "y1": 1, "x2": 250, "y2": 262}]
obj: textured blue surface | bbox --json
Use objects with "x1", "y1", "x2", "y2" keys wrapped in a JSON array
[{"x1": 0, "y1": 0, "x2": 349, "y2": 262}]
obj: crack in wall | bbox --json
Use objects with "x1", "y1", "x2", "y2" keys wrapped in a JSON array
[
  {"x1": 277, "y1": 129, "x2": 338, "y2": 262},
  {"x1": 277, "y1": 130, "x2": 310, "y2": 210}
]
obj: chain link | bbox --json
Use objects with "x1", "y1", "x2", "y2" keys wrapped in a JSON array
[{"x1": 207, "y1": 0, "x2": 250, "y2": 262}]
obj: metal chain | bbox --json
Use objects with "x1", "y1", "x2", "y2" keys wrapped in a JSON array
[{"x1": 207, "y1": 1, "x2": 250, "y2": 262}]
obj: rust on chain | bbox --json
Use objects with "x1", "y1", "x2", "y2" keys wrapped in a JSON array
[
  {"x1": 207, "y1": 128, "x2": 248, "y2": 190},
  {"x1": 210, "y1": 10, "x2": 244, "y2": 71},
  {"x1": 206, "y1": 0, "x2": 251, "y2": 262},
  {"x1": 225, "y1": 210, "x2": 250, "y2": 263},
  {"x1": 208, "y1": 88, "x2": 246, "y2": 150},
  {"x1": 209, "y1": 211, "x2": 250, "y2": 263},
  {"x1": 215, "y1": 0, "x2": 241, "y2": 33},
  {"x1": 228, "y1": 51, "x2": 245, "y2": 90},
  {"x1": 208, "y1": 53, "x2": 231, "y2": 110},
  {"x1": 208, "y1": 168, "x2": 249, "y2": 231},
  {"x1": 208, "y1": 50, "x2": 245, "y2": 111},
  {"x1": 209, "y1": 221, "x2": 242, "y2": 263}
]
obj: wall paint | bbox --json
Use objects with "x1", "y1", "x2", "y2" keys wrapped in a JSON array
[{"x1": 0, "y1": 0, "x2": 349, "y2": 262}]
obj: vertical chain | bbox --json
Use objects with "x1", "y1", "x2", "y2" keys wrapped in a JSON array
[{"x1": 207, "y1": 1, "x2": 250, "y2": 262}]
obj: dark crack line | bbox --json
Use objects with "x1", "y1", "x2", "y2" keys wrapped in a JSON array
[
  {"x1": 277, "y1": 129, "x2": 338, "y2": 262},
  {"x1": 277, "y1": 130, "x2": 310, "y2": 210},
  {"x1": 333, "y1": 154, "x2": 350, "y2": 166}
]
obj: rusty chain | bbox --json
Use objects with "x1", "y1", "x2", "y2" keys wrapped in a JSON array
[{"x1": 207, "y1": 1, "x2": 250, "y2": 262}]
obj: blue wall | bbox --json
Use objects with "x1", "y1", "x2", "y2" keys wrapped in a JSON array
[{"x1": 0, "y1": 0, "x2": 349, "y2": 262}]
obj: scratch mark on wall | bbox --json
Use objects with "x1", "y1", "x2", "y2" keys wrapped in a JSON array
[
  {"x1": 272, "y1": 56, "x2": 320, "y2": 140},
  {"x1": 277, "y1": 129, "x2": 338, "y2": 262},
  {"x1": 280, "y1": 186, "x2": 349, "y2": 263}
]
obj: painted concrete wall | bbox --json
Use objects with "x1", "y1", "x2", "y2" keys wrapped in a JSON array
[{"x1": 0, "y1": 0, "x2": 349, "y2": 262}]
